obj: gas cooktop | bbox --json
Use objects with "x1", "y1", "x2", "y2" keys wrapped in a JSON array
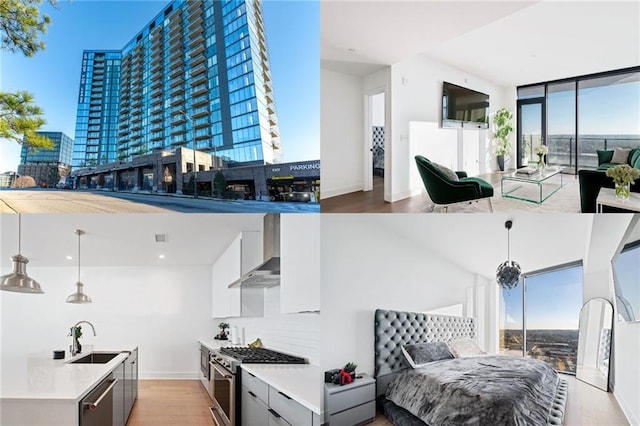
[{"x1": 220, "y1": 347, "x2": 306, "y2": 364}]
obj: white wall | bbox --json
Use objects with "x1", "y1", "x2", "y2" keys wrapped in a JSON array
[
  {"x1": 390, "y1": 54, "x2": 509, "y2": 201},
  {"x1": 320, "y1": 215, "x2": 483, "y2": 374},
  {"x1": 214, "y1": 286, "x2": 320, "y2": 365},
  {"x1": 584, "y1": 214, "x2": 639, "y2": 425},
  {"x1": 320, "y1": 68, "x2": 365, "y2": 199},
  {"x1": 0, "y1": 265, "x2": 213, "y2": 379},
  {"x1": 371, "y1": 92, "x2": 385, "y2": 126}
]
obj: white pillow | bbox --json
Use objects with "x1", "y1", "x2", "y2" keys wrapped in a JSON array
[{"x1": 448, "y1": 338, "x2": 485, "y2": 357}]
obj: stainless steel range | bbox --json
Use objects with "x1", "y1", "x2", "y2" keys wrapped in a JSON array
[{"x1": 209, "y1": 347, "x2": 306, "y2": 426}]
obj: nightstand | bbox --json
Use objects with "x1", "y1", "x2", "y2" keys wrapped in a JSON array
[{"x1": 324, "y1": 373, "x2": 375, "y2": 426}]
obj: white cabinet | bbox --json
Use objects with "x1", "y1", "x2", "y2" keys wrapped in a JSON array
[
  {"x1": 241, "y1": 231, "x2": 263, "y2": 274},
  {"x1": 212, "y1": 235, "x2": 241, "y2": 318},
  {"x1": 280, "y1": 214, "x2": 320, "y2": 313},
  {"x1": 212, "y1": 232, "x2": 263, "y2": 319}
]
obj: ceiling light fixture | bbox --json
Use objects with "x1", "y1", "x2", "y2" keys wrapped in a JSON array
[
  {"x1": 496, "y1": 220, "x2": 521, "y2": 290},
  {"x1": 0, "y1": 214, "x2": 44, "y2": 294},
  {"x1": 66, "y1": 256, "x2": 73, "y2": 260},
  {"x1": 158, "y1": 254, "x2": 165, "y2": 259},
  {"x1": 66, "y1": 229, "x2": 92, "y2": 304}
]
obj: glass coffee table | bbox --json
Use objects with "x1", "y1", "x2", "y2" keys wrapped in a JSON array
[{"x1": 501, "y1": 167, "x2": 564, "y2": 204}]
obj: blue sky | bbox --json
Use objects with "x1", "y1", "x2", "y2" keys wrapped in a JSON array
[
  {"x1": 502, "y1": 265, "x2": 583, "y2": 330},
  {"x1": 521, "y1": 80, "x2": 640, "y2": 136},
  {"x1": 0, "y1": 0, "x2": 319, "y2": 172}
]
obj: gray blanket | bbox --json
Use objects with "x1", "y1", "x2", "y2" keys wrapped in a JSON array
[{"x1": 386, "y1": 355, "x2": 558, "y2": 426}]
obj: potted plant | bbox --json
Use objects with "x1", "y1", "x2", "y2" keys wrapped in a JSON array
[
  {"x1": 215, "y1": 322, "x2": 230, "y2": 340},
  {"x1": 606, "y1": 164, "x2": 640, "y2": 200},
  {"x1": 493, "y1": 108, "x2": 514, "y2": 171}
]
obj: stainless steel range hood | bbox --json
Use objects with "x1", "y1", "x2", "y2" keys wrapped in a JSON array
[{"x1": 229, "y1": 214, "x2": 280, "y2": 288}]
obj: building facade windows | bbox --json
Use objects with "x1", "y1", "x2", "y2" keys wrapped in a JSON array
[{"x1": 73, "y1": 0, "x2": 281, "y2": 169}]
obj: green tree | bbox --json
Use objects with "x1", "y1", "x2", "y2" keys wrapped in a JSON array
[
  {"x1": 0, "y1": 0, "x2": 58, "y2": 151},
  {"x1": 213, "y1": 170, "x2": 226, "y2": 197},
  {"x1": 0, "y1": 91, "x2": 52, "y2": 149},
  {"x1": 0, "y1": 0, "x2": 57, "y2": 56}
]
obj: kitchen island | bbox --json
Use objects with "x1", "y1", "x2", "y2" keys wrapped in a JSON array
[{"x1": 0, "y1": 345, "x2": 138, "y2": 426}]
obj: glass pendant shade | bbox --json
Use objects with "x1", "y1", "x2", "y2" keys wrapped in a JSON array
[
  {"x1": 66, "y1": 229, "x2": 91, "y2": 304},
  {"x1": 0, "y1": 214, "x2": 44, "y2": 294},
  {"x1": 496, "y1": 220, "x2": 521, "y2": 289},
  {"x1": 496, "y1": 260, "x2": 521, "y2": 289}
]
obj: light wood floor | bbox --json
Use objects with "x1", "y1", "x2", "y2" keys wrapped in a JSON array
[
  {"x1": 128, "y1": 380, "x2": 214, "y2": 426},
  {"x1": 371, "y1": 375, "x2": 629, "y2": 426}
]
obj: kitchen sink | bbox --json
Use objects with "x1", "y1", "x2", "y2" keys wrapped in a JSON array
[{"x1": 69, "y1": 352, "x2": 122, "y2": 364}]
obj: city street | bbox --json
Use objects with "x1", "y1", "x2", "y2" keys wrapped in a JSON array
[{"x1": 0, "y1": 189, "x2": 320, "y2": 214}]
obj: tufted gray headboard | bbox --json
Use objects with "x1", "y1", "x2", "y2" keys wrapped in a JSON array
[{"x1": 374, "y1": 309, "x2": 476, "y2": 397}]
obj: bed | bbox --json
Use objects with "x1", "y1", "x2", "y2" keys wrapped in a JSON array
[{"x1": 374, "y1": 309, "x2": 568, "y2": 426}]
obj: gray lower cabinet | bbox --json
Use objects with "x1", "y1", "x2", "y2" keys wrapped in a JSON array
[
  {"x1": 112, "y1": 362, "x2": 126, "y2": 426},
  {"x1": 324, "y1": 374, "x2": 375, "y2": 426},
  {"x1": 241, "y1": 370, "x2": 318, "y2": 426},
  {"x1": 124, "y1": 348, "x2": 138, "y2": 422},
  {"x1": 242, "y1": 385, "x2": 269, "y2": 426}
]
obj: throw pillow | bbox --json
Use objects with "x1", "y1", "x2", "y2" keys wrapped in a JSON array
[
  {"x1": 634, "y1": 152, "x2": 640, "y2": 170},
  {"x1": 597, "y1": 150, "x2": 614, "y2": 166},
  {"x1": 629, "y1": 149, "x2": 640, "y2": 168},
  {"x1": 432, "y1": 162, "x2": 459, "y2": 182},
  {"x1": 448, "y1": 338, "x2": 486, "y2": 357},
  {"x1": 611, "y1": 147, "x2": 631, "y2": 164},
  {"x1": 401, "y1": 341, "x2": 454, "y2": 368}
]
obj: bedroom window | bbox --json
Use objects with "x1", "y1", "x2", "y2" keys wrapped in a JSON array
[{"x1": 499, "y1": 261, "x2": 583, "y2": 374}]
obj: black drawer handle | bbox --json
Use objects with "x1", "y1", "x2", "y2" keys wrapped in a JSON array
[
  {"x1": 278, "y1": 391, "x2": 292, "y2": 400},
  {"x1": 248, "y1": 372, "x2": 255, "y2": 377},
  {"x1": 268, "y1": 408, "x2": 281, "y2": 418},
  {"x1": 248, "y1": 391, "x2": 257, "y2": 398}
]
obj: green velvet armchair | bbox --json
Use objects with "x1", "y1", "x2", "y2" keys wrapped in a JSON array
[{"x1": 414, "y1": 155, "x2": 494, "y2": 212}]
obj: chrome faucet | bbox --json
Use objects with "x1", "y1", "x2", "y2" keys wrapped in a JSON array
[{"x1": 69, "y1": 321, "x2": 96, "y2": 356}]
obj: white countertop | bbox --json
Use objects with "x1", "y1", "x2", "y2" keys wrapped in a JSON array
[
  {"x1": 0, "y1": 345, "x2": 136, "y2": 401},
  {"x1": 241, "y1": 364, "x2": 322, "y2": 415},
  {"x1": 198, "y1": 338, "x2": 244, "y2": 352}
]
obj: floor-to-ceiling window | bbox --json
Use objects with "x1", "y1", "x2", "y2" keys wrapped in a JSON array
[
  {"x1": 499, "y1": 261, "x2": 583, "y2": 374},
  {"x1": 517, "y1": 67, "x2": 640, "y2": 174}
]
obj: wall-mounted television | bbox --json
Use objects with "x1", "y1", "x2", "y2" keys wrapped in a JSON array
[{"x1": 442, "y1": 82, "x2": 489, "y2": 129}]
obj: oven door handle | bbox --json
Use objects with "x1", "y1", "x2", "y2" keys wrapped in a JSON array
[{"x1": 210, "y1": 361, "x2": 233, "y2": 379}]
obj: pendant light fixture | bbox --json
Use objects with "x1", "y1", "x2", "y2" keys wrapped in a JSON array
[
  {"x1": 496, "y1": 220, "x2": 521, "y2": 290},
  {"x1": 66, "y1": 229, "x2": 92, "y2": 304},
  {"x1": 0, "y1": 214, "x2": 44, "y2": 293}
]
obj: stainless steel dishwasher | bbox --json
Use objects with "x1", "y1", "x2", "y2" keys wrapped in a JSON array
[{"x1": 79, "y1": 373, "x2": 117, "y2": 426}]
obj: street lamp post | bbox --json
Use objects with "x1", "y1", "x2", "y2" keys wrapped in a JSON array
[{"x1": 178, "y1": 109, "x2": 197, "y2": 199}]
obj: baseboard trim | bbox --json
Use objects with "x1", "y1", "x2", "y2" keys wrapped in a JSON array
[
  {"x1": 389, "y1": 188, "x2": 422, "y2": 203},
  {"x1": 139, "y1": 372, "x2": 200, "y2": 380},
  {"x1": 321, "y1": 184, "x2": 364, "y2": 199},
  {"x1": 613, "y1": 388, "x2": 638, "y2": 426}
]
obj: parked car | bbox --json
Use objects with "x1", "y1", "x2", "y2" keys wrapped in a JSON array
[
  {"x1": 56, "y1": 177, "x2": 74, "y2": 190},
  {"x1": 283, "y1": 192, "x2": 313, "y2": 203}
]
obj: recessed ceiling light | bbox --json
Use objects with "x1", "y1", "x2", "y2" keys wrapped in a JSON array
[
  {"x1": 347, "y1": 48, "x2": 356, "y2": 53},
  {"x1": 158, "y1": 254, "x2": 165, "y2": 259},
  {"x1": 66, "y1": 256, "x2": 73, "y2": 260}
]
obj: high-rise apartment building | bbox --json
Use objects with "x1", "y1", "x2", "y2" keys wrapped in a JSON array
[
  {"x1": 73, "y1": 51, "x2": 122, "y2": 168},
  {"x1": 73, "y1": 0, "x2": 281, "y2": 169}
]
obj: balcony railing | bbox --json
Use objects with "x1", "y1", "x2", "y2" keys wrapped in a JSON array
[{"x1": 521, "y1": 134, "x2": 640, "y2": 171}]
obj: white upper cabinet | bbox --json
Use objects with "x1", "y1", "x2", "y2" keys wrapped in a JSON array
[
  {"x1": 212, "y1": 234, "x2": 241, "y2": 319},
  {"x1": 241, "y1": 231, "x2": 264, "y2": 275},
  {"x1": 280, "y1": 214, "x2": 320, "y2": 313},
  {"x1": 212, "y1": 231, "x2": 264, "y2": 319}
]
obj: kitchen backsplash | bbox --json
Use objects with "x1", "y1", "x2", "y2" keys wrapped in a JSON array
[{"x1": 213, "y1": 287, "x2": 320, "y2": 365}]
